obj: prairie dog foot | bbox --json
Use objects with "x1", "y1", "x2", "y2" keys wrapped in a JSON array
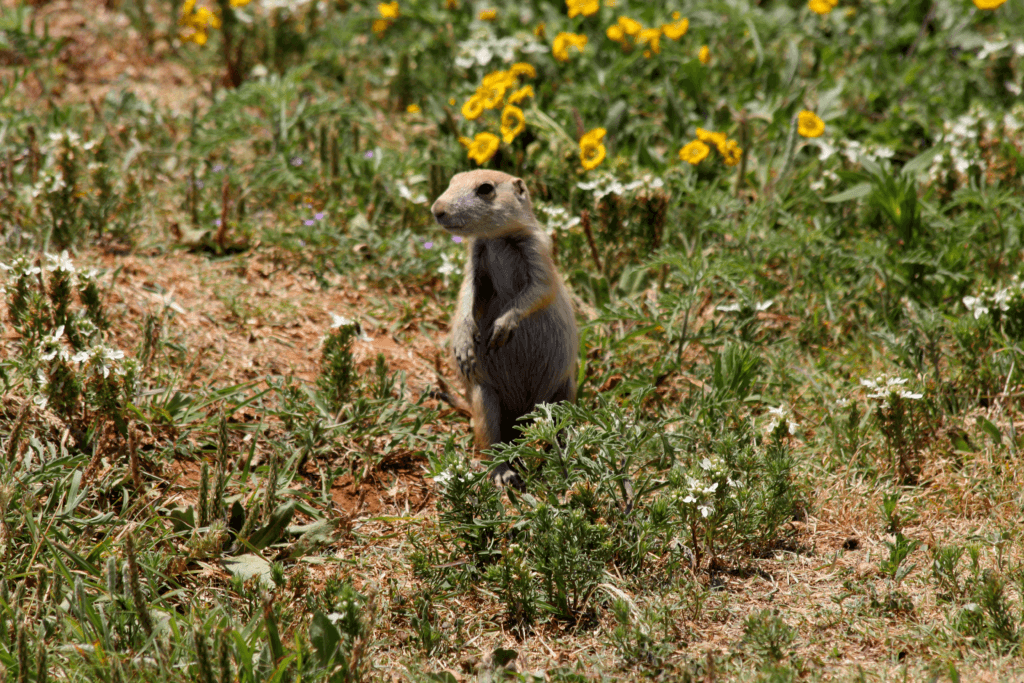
[{"x1": 490, "y1": 462, "x2": 525, "y2": 491}]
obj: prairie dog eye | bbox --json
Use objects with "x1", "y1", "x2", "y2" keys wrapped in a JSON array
[{"x1": 476, "y1": 182, "x2": 495, "y2": 197}]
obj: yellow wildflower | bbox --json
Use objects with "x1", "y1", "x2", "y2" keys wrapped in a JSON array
[
  {"x1": 679, "y1": 140, "x2": 710, "y2": 165},
  {"x1": 372, "y1": 18, "x2": 391, "y2": 37},
  {"x1": 607, "y1": 24, "x2": 626, "y2": 43},
  {"x1": 662, "y1": 18, "x2": 689, "y2": 40},
  {"x1": 808, "y1": 0, "x2": 838, "y2": 14},
  {"x1": 458, "y1": 136, "x2": 472, "y2": 147},
  {"x1": 698, "y1": 45, "x2": 710, "y2": 64},
  {"x1": 482, "y1": 70, "x2": 516, "y2": 89},
  {"x1": 378, "y1": 1, "x2": 399, "y2": 19},
  {"x1": 721, "y1": 139, "x2": 743, "y2": 166},
  {"x1": 467, "y1": 132, "x2": 500, "y2": 165},
  {"x1": 797, "y1": 110, "x2": 825, "y2": 138},
  {"x1": 446, "y1": 0, "x2": 458, "y2": 7},
  {"x1": 695, "y1": 128, "x2": 727, "y2": 152},
  {"x1": 510, "y1": 62, "x2": 536, "y2": 79},
  {"x1": 448, "y1": 97, "x2": 456, "y2": 106},
  {"x1": 179, "y1": 0, "x2": 221, "y2": 45},
  {"x1": 973, "y1": 0, "x2": 1006, "y2": 8},
  {"x1": 229, "y1": 0, "x2": 252, "y2": 6},
  {"x1": 638, "y1": 27, "x2": 662, "y2": 55},
  {"x1": 479, "y1": 8, "x2": 497, "y2": 20},
  {"x1": 567, "y1": 0, "x2": 600, "y2": 17},
  {"x1": 406, "y1": 103, "x2": 421, "y2": 114},
  {"x1": 534, "y1": 23, "x2": 546, "y2": 38},
  {"x1": 580, "y1": 127, "x2": 607, "y2": 171},
  {"x1": 553, "y1": 32, "x2": 588, "y2": 61},
  {"x1": 501, "y1": 105, "x2": 526, "y2": 143},
  {"x1": 617, "y1": 16, "x2": 642, "y2": 36},
  {"x1": 672, "y1": 11, "x2": 681, "y2": 19},
  {"x1": 461, "y1": 95, "x2": 485, "y2": 120},
  {"x1": 477, "y1": 84, "x2": 506, "y2": 109},
  {"x1": 508, "y1": 85, "x2": 535, "y2": 105}
]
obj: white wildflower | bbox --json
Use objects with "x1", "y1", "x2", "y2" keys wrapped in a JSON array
[
  {"x1": 45, "y1": 250, "x2": 76, "y2": 273},
  {"x1": 330, "y1": 314, "x2": 354, "y2": 329},
  {"x1": 438, "y1": 252, "x2": 459, "y2": 283},
  {"x1": 396, "y1": 181, "x2": 427, "y2": 205},
  {"x1": 39, "y1": 325, "x2": 69, "y2": 362}
]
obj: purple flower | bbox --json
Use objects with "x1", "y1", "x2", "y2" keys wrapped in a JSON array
[
  {"x1": 452, "y1": 235, "x2": 463, "y2": 243},
  {"x1": 364, "y1": 151, "x2": 374, "y2": 159},
  {"x1": 215, "y1": 218, "x2": 222, "y2": 227},
  {"x1": 315, "y1": 212, "x2": 326, "y2": 220},
  {"x1": 424, "y1": 241, "x2": 433, "y2": 249},
  {"x1": 213, "y1": 163, "x2": 225, "y2": 172},
  {"x1": 304, "y1": 219, "x2": 315, "y2": 226},
  {"x1": 291, "y1": 157, "x2": 303, "y2": 167}
]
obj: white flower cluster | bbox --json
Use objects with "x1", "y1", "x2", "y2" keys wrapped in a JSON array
[
  {"x1": 576, "y1": 172, "x2": 665, "y2": 201},
  {"x1": 765, "y1": 404, "x2": 799, "y2": 436},
  {"x1": 437, "y1": 251, "x2": 460, "y2": 286},
  {"x1": 29, "y1": 130, "x2": 98, "y2": 200},
  {"x1": 962, "y1": 277, "x2": 1022, "y2": 320},
  {"x1": 454, "y1": 28, "x2": 546, "y2": 69},
  {"x1": 433, "y1": 462, "x2": 472, "y2": 491},
  {"x1": 927, "y1": 104, "x2": 1024, "y2": 181},
  {"x1": 860, "y1": 375, "x2": 922, "y2": 402},
  {"x1": 717, "y1": 299, "x2": 772, "y2": 313},
  {"x1": 537, "y1": 204, "x2": 581, "y2": 234},
  {"x1": 813, "y1": 138, "x2": 894, "y2": 166},
  {"x1": 671, "y1": 457, "x2": 739, "y2": 519},
  {"x1": 35, "y1": 325, "x2": 126, "y2": 378}
]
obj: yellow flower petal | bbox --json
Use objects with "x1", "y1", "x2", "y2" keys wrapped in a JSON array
[
  {"x1": 461, "y1": 95, "x2": 485, "y2": 120},
  {"x1": 501, "y1": 105, "x2": 526, "y2": 144},
  {"x1": 797, "y1": 110, "x2": 826, "y2": 138},
  {"x1": 662, "y1": 18, "x2": 689, "y2": 40},
  {"x1": 507, "y1": 85, "x2": 534, "y2": 106},
  {"x1": 679, "y1": 140, "x2": 710, "y2": 165},
  {"x1": 467, "y1": 132, "x2": 500, "y2": 165},
  {"x1": 553, "y1": 32, "x2": 588, "y2": 62},
  {"x1": 510, "y1": 62, "x2": 536, "y2": 79},
  {"x1": 698, "y1": 45, "x2": 710, "y2": 64},
  {"x1": 378, "y1": 1, "x2": 399, "y2": 19}
]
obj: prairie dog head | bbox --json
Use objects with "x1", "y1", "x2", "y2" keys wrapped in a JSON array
[{"x1": 431, "y1": 170, "x2": 537, "y2": 239}]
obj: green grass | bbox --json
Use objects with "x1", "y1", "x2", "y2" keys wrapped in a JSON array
[{"x1": 2, "y1": 0, "x2": 1024, "y2": 679}]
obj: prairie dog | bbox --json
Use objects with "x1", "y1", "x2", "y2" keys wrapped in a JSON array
[{"x1": 431, "y1": 170, "x2": 578, "y2": 487}]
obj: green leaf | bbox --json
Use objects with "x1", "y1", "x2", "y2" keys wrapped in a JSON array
[
  {"x1": 491, "y1": 648, "x2": 518, "y2": 667},
  {"x1": 167, "y1": 506, "x2": 196, "y2": 534},
  {"x1": 979, "y1": 418, "x2": 1002, "y2": 445},
  {"x1": 248, "y1": 501, "x2": 296, "y2": 550},
  {"x1": 222, "y1": 553, "x2": 274, "y2": 587},
  {"x1": 288, "y1": 518, "x2": 349, "y2": 559},
  {"x1": 823, "y1": 182, "x2": 872, "y2": 203},
  {"x1": 309, "y1": 611, "x2": 341, "y2": 667},
  {"x1": 604, "y1": 99, "x2": 628, "y2": 137}
]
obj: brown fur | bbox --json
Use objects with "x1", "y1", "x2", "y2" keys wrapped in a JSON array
[{"x1": 431, "y1": 170, "x2": 579, "y2": 486}]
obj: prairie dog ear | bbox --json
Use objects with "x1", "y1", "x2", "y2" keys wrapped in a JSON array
[{"x1": 512, "y1": 178, "x2": 529, "y2": 200}]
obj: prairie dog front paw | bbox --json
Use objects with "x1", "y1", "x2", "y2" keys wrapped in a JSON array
[{"x1": 488, "y1": 312, "x2": 519, "y2": 349}]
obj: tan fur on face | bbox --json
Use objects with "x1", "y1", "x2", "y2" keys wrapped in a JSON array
[{"x1": 431, "y1": 170, "x2": 536, "y2": 239}]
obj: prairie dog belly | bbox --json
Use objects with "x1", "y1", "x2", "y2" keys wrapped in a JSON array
[{"x1": 477, "y1": 287, "x2": 578, "y2": 414}]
